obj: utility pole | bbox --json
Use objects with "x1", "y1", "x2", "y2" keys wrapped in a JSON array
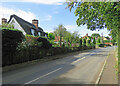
[{"x1": 101, "y1": 33, "x2": 103, "y2": 43}]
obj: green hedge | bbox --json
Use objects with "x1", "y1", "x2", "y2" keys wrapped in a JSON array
[
  {"x1": 2, "y1": 28, "x2": 24, "y2": 66},
  {"x1": 3, "y1": 45, "x2": 95, "y2": 67}
]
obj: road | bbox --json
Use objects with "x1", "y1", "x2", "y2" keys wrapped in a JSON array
[{"x1": 2, "y1": 47, "x2": 115, "y2": 85}]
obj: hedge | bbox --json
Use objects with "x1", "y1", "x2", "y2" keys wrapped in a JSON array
[
  {"x1": 2, "y1": 46, "x2": 95, "y2": 67},
  {"x1": 2, "y1": 29, "x2": 24, "y2": 66}
]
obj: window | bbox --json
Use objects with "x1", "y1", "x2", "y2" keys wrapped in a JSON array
[
  {"x1": 31, "y1": 29, "x2": 35, "y2": 36},
  {"x1": 38, "y1": 32, "x2": 41, "y2": 36},
  {"x1": 45, "y1": 34, "x2": 47, "y2": 38}
]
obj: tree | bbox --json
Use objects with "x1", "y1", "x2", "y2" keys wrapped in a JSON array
[
  {"x1": 48, "y1": 33, "x2": 55, "y2": 40},
  {"x1": 91, "y1": 33, "x2": 100, "y2": 38},
  {"x1": 97, "y1": 37, "x2": 101, "y2": 43},
  {"x1": 93, "y1": 37, "x2": 96, "y2": 44},
  {"x1": 86, "y1": 39, "x2": 91, "y2": 46},
  {"x1": 66, "y1": 1, "x2": 120, "y2": 44},
  {"x1": 64, "y1": 31, "x2": 80, "y2": 47},
  {"x1": 54, "y1": 24, "x2": 67, "y2": 47},
  {"x1": 82, "y1": 38, "x2": 86, "y2": 46},
  {"x1": 79, "y1": 38, "x2": 82, "y2": 47}
]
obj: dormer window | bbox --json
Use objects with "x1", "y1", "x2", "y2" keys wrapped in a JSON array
[
  {"x1": 31, "y1": 29, "x2": 35, "y2": 36},
  {"x1": 38, "y1": 32, "x2": 41, "y2": 36}
]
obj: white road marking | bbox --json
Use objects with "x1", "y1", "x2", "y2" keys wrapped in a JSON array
[
  {"x1": 24, "y1": 67, "x2": 62, "y2": 84},
  {"x1": 71, "y1": 57, "x2": 86, "y2": 64},
  {"x1": 95, "y1": 57, "x2": 108, "y2": 86}
]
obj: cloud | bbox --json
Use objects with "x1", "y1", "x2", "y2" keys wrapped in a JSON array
[
  {"x1": 64, "y1": 25, "x2": 78, "y2": 31},
  {"x1": 1, "y1": 0, "x2": 66, "y2": 5},
  {"x1": 0, "y1": 6, "x2": 37, "y2": 24},
  {"x1": 40, "y1": 15, "x2": 52, "y2": 21}
]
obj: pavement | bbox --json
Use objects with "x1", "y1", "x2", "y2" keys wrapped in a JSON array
[
  {"x1": 2, "y1": 47, "x2": 115, "y2": 85},
  {"x1": 99, "y1": 49, "x2": 118, "y2": 84}
]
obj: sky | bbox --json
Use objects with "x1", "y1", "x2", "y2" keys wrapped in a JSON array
[{"x1": 0, "y1": 0, "x2": 110, "y2": 37}]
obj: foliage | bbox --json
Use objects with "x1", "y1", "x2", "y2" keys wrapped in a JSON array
[
  {"x1": 2, "y1": 28, "x2": 24, "y2": 66},
  {"x1": 86, "y1": 39, "x2": 91, "y2": 46},
  {"x1": 93, "y1": 37, "x2": 96, "y2": 44},
  {"x1": 66, "y1": 2, "x2": 120, "y2": 30},
  {"x1": 79, "y1": 38, "x2": 82, "y2": 47},
  {"x1": 91, "y1": 33, "x2": 100, "y2": 38},
  {"x1": 37, "y1": 37, "x2": 52, "y2": 49},
  {"x1": 82, "y1": 38, "x2": 86, "y2": 46},
  {"x1": 64, "y1": 31, "x2": 80, "y2": 47},
  {"x1": 48, "y1": 33, "x2": 55, "y2": 40},
  {"x1": 66, "y1": 1, "x2": 120, "y2": 49},
  {"x1": 0, "y1": 23, "x2": 14, "y2": 29},
  {"x1": 97, "y1": 37, "x2": 101, "y2": 43},
  {"x1": 54, "y1": 24, "x2": 67, "y2": 46}
]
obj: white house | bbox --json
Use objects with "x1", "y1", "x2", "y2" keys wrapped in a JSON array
[{"x1": 2, "y1": 14, "x2": 48, "y2": 37}]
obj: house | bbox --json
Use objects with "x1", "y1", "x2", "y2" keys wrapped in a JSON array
[
  {"x1": 83, "y1": 33, "x2": 91, "y2": 39},
  {"x1": 54, "y1": 36, "x2": 64, "y2": 44},
  {"x1": 83, "y1": 33, "x2": 93, "y2": 42},
  {"x1": 1, "y1": 14, "x2": 48, "y2": 37}
]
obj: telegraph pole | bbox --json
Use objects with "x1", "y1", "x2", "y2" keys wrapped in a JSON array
[{"x1": 101, "y1": 33, "x2": 103, "y2": 43}]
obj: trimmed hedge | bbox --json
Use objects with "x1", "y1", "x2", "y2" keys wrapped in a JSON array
[
  {"x1": 37, "y1": 37, "x2": 52, "y2": 49},
  {"x1": 2, "y1": 29, "x2": 24, "y2": 66},
  {"x1": 2, "y1": 45, "x2": 95, "y2": 67}
]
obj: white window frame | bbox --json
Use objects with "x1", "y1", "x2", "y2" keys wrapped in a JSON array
[
  {"x1": 31, "y1": 29, "x2": 35, "y2": 36},
  {"x1": 38, "y1": 32, "x2": 41, "y2": 36},
  {"x1": 45, "y1": 34, "x2": 47, "y2": 37}
]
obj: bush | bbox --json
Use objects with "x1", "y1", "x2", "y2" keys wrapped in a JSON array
[
  {"x1": 86, "y1": 39, "x2": 91, "y2": 46},
  {"x1": 82, "y1": 38, "x2": 86, "y2": 46},
  {"x1": 37, "y1": 37, "x2": 52, "y2": 49},
  {"x1": 79, "y1": 38, "x2": 82, "y2": 47},
  {"x1": 93, "y1": 37, "x2": 96, "y2": 44}
]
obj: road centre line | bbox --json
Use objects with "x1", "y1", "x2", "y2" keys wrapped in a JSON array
[
  {"x1": 24, "y1": 67, "x2": 62, "y2": 84},
  {"x1": 71, "y1": 57, "x2": 86, "y2": 64},
  {"x1": 24, "y1": 49, "x2": 98, "y2": 85}
]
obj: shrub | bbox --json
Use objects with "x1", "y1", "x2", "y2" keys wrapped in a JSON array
[
  {"x1": 37, "y1": 37, "x2": 52, "y2": 49},
  {"x1": 79, "y1": 38, "x2": 82, "y2": 47},
  {"x1": 86, "y1": 39, "x2": 91, "y2": 46},
  {"x1": 82, "y1": 38, "x2": 86, "y2": 46}
]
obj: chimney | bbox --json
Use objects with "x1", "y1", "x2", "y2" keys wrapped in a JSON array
[
  {"x1": 86, "y1": 33, "x2": 88, "y2": 36},
  {"x1": 32, "y1": 19, "x2": 38, "y2": 28},
  {"x1": 2, "y1": 18, "x2": 7, "y2": 24}
]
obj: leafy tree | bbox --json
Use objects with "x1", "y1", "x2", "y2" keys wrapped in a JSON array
[
  {"x1": 66, "y1": 1, "x2": 120, "y2": 45},
  {"x1": 86, "y1": 39, "x2": 91, "y2": 46},
  {"x1": 64, "y1": 31, "x2": 80, "y2": 47},
  {"x1": 93, "y1": 37, "x2": 96, "y2": 44},
  {"x1": 91, "y1": 33, "x2": 100, "y2": 38},
  {"x1": 82, "y1": 38, "x2": 86, "y2": 46},
  {"x1": 48, "y1": 33, "x2": 55, "y2": 40},
  {"x1": 97, "y1": 37, "x2": 101, "y2": 43},
  {"x1": 54, "y1": 24, "x2": 67, "y2": 47},
  {"x1": 79, "y1": 38, "x2": 82, "y2": 47}
]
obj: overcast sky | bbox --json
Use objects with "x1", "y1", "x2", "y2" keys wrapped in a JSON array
[{"x1": 0, "y1": 0, "x2": 110, "y2": 37}]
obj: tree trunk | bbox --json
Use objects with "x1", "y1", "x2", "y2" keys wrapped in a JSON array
[{"x1": 60, "y1": 36, "x2": 62, "y2": 47}]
